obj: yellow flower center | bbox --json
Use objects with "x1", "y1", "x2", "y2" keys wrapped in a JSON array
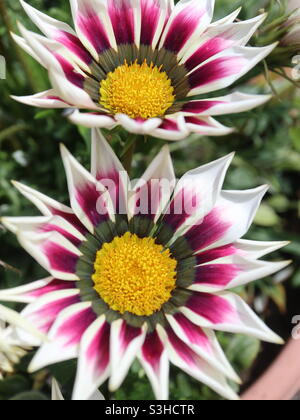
[
  {"x1": 99, "y1": 60, "x2": 175, "y2": 119},
  {"x1": 92, "y1": 232, "x2": 177, "y2": 316}
]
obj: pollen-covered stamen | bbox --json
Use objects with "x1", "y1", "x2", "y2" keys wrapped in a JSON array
[
  {"x1": 92, "y1": 232, "x2": 177, "y2": 316},
  {"x1": 99, "y1": 60, "x2": 175, "y2": 119}
]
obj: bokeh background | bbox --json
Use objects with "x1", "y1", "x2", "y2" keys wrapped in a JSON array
[{"x1": 0, "y1": 0, "x2": 299, "y2": 400}]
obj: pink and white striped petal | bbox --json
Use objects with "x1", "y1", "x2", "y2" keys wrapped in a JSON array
[
  {"x1": 183, "y1": 185, "x2": 269, "y2": 253},
  {"x1": 20, "y1": 0, "x2": 92, "y2": 70},
  {"x1": 60, "y1": 144, "x2": 115, "y2": 233},
  {"x1": 163, "y1": 153, "x2": 234, "y2": 235},
  {"x1": 70, "y1": 0, "x2": 117, "y2": 60},
  {"x1": 73, "y1": 315, "x2": 110, "y2": 401},
  {"x1": 11, "y1": 181, "x2": 86, "y2": 234},
  {"x1": 29, "y1": 302, "x2": 96, "y2": 372},
  {"x1": 181, "y1": 291, "x2": 284, "y2": 343},
  {"x1": 150, "y1": 115, "x2": 189, "y2": 141},
  {"x1": 181, "y1": 93, "x2": 271, "y2": 117},
  {"x1": 188, "y1": 44, "x2": 276, "y2": 96},
  {"x1": 194, "y1": 240, "x2": 289, "y2": 266},
  {"x1": 16, "y1": 24, "x2": 98, "y2": 110},
  {"x1": 129, "y1": 145, "x2": 175, "y2": 221},
  {"x1": 210, "y1": 8, "x2": 241, "y2": 27},
  {"x1": 17, "y1": 231, "x2": 82, "y2": 281},
  {"x1": 11, "y1": 90, "x2": 72, "y2": 109},
  {"x1": 68, "y1": 110, "x2": 116, "y2": 129},
  {"x1": 233, "y1": 239, "x2": 290, "y2": 260},
  {"x1": 0, "y1": 277, "x2": 75, "y2": 304},
  {"x1": 11, "y1": 32, "x2": 44, "y2": 67},
  {"x1": 17, "y1": 24, "x2": 90, "y2": 95},
  {"x1": 166, "y1": 313, "x2": 239, "y2": 382},
  {"x1": 160, "y1": 0, "x2": 215, "y2": 58},
  {"x1": 184, "y1": 116, "x2": 234, "y2": 136},
  {"x1": 107, "y1": 0, "x2": 141, "y2": 47},
  {"x1": 114, "y1": 114, "x2": 162, "y2": 135},
  {"x1": 15, "y1": 289, "x2": 80, "y2": 346},
  {"x1": 2, "y1": 215, "x2": 85, "y2": 246},
  {"x1": 91, "y1": 129, "x2": 128, "y2": 215},
  {"x1": 138, "y1": 329, "x2": 169, "y2": 400},
  {"x1": 189, "y1": 256, "x2": 291, "y2": 293},
  {"x1": 157, "y1": 325, "x2": 239, "y2": 400},
  {"x1": 181, "y1": 14, "x2": 267, "y2": 70},
  {"x1": 140, "y1": 0, "x2": 172, "y2": 48},
  {"x1": 109, "y1": 319, "x2": 146, "y2": 391}
]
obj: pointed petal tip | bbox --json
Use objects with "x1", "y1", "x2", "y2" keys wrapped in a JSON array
[
  {"x1": 273, "y1": 335, "x2": 285, "y2": 346},
  {"x1": 27, "y1": 360, "x2": 41, "y2": 374},
  {"x1": 256, "y1": 184, "x2": 270, "y2": 195},
  {"x1": 108, "y1": 380, "x2": 119, "y2": 393},
  {"x1": 59, "y1": 143, "x2": 70, "y2": 160},
  {"x1": 11, "y1": 180, "x2": 23, "y2": 190}
]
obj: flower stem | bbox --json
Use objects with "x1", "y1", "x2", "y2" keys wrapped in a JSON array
[{"x1": 121, "y1": 135, "x2": 137, "y2": 175}]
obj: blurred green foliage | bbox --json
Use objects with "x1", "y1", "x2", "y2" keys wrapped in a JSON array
[{"x1": 0, "y1": 0, "x2": 299, "y2": 400}]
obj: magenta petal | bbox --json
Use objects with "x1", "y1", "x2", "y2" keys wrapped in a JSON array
[
  {"x1": 171, "y1": 314, "x2": 211, "y2": 351},
  {"x1": 56, "y1": 306, "x2": 96, "y2": 347},
  {"x1": 195, "y1": 264, "x2": 240, "y2": 287},
  {"x1": 140, "y1": 0, "x2": 164, "y2": 45},
  {"x1": 40, "y1": 223, "x2": 82, "y2": 247},
  {"x1": 55, "y1": 30, "x2": 92, "y2": 64},
  {"x1": 163, "y1": 7, "x2": 204, "y2": 53},
  {"x1": 108, "y1": 0, "x2": 135, "y2": 45},
  {"x1": 184, "y1": 208, "x2": 231, "y2": 252},
  {"x1": 196, "y1": 244, "x2": 238, "y2": 264},
  {"x1": 163, "y1": 187, "x2": 200, "y2": 230},
  {"x1": 27, "y1": 279, "x2": 76, "y2": 299},
  {"x1": 27, "y1": 294, "x2": 80, "y2": 334},
  {"x1": 159, "y1": 118, "x2": 179, "y2": 131},
  {"x1": 188, "y1": 56, "x2": 244, "y2": 89},
  {"x1": 76, "y1": 8, "x2": 111, "y2": 54},
  {"x1": 185, "y1": 293, "x2": 234, "y2": 324},
  {"x1": 76, "y1": 182, "x2": 110, "y2": 227},
  {"x1": 96, "y1": 170, "x2": 126, "y2": 215},
  {"x1": 43, "y1": 241, "x2": 80, "y2": 275},
  {"x1": 86, "y1": 322, "x2": 110, "y2": 375},
  {"x1": 182, "y1": 100, "x2": 225, "y2": 114},
  {"x1": 119, "y1": 322, "x2": 142, "y2": 352},
  {"x1": 142, "y1": 330, "x2": 164, "y2": 373},
  {"x1": 53, "y1": 53, "x2": 85, "y2": 88},
  {"x1": 167, "y1": 327, "x2": 200, "y2": 367},
  {"x1": 185, "y1": 37, "x2": 234, "y2": 71},
  {"x1": 49, "y1": 209, "x2": 87, "y2": 236}
]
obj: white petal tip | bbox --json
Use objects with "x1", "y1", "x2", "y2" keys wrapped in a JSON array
[
  {"x1": 274, "y1": 336, "x2": 285, "y2": 345},
  {"x1": 59, "y1": 143, "x2": 71, "y2": 161}
]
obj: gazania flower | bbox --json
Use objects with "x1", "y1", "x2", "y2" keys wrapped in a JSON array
[
  {"x1": 12, "y1": 0, "x2": 276, "y2": 140},
  {"x1": 0, "y1": 129, "x2": 289, "y2": 400},
  {"x1": 0, "y1": 321, "x2": 25, "y2": 379},
  {"x1": 0, "y1": 304, "x2": 43, "y2": 379}
]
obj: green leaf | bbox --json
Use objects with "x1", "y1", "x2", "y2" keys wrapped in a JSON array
[
  {"x1": 10, "y1": 392, "x2": 49, "y2": 401},
  {"x1": 226, "y1": 335, "x2": 261, "y2": 371},
  {"x1": 292, "y1": 270, "x2": 300, "y2": 288},
  {"x1": 254, "y1": 204, "x2": 280, "y2": 227},
  {"x1": 0, "y1": 375, "x2": 30, "y2": 398}
]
